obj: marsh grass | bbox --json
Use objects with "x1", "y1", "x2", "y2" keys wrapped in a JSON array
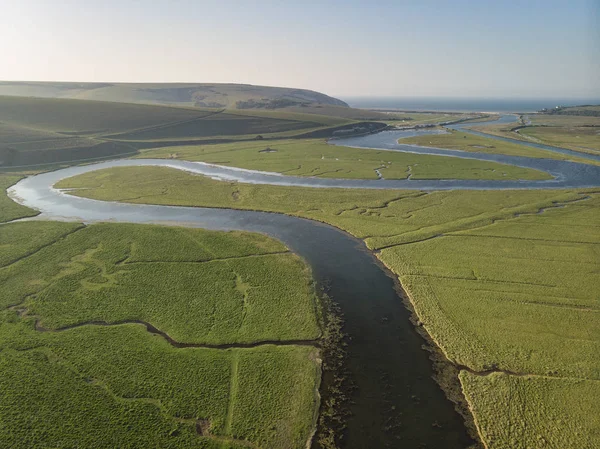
[
  {"x1": 0, "y1": 221, "x2": 322, "y2": 448},
  {"x1": 401, "y1": 128, "x2": 598, "y2": 164},
  {"x1": 57, "y1": 165, "x2": 600, "y2": 448},
  {"x1": 0, "y1": 175, "x2": 39, "y2": 222},
  {"x1": 135, "y1": 138, "x2": 551, "y2": 181}
]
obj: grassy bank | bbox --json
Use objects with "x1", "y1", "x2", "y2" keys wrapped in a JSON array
[
  {"x1": 468, "y1": 111, "x2": 600, "y2": 157},
  {"x1": 0, "y1": 174, "x2": 39, "y2": 222},
  {"x1": 135, "y1": 138, "x2": 551, "y2": 181},
  {"x1": 57, "y1": 165, "x2": 600, "y2": 448},
  {"x1": 400, "y1": 128, "x2": 599, "y2": 164},
  {"x1": 0, "y1": 220, "x2": 322, "y2": 448}
]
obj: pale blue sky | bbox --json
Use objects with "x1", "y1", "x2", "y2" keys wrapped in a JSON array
[{"x1": 2, "y1": 0, "x2": 599, "y2": 97}]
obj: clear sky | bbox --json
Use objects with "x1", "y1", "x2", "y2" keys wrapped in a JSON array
[{"x1": 2, "y1": 0, "x2": 599, "y2": 98}]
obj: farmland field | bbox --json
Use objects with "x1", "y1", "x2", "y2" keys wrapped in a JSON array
[
  {"x1": 136, "y1": 138, "x2": 551, "y2": 180},
  {"x1": 0, "y1": 220, "x2": 322, "y2": 448},
  {"x1": 56, "y1": 164, "x2": 600, "y2": 449},
  {"x1": 104, "y1": 112, "x2": 325, "y2": 141},
  {"x1": 0, "y1": 96, "x2": 353, "y2": 167}
]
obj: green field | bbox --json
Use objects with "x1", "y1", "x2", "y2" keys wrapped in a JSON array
[
  {"x1": 467, "y1": 110, "x2": 600, "y2": 157},
  {"x1": 136, "y1": 138, "x2": 551, "y2": 181},
  {"x1": 519, "y1": 126, "x2": 600, "y2": 155},
  {"x1": 0, "y1": 219, "x2": 322, "y2": 448},
  {"x1": 0, "y1": 81, "x2": 350, "y2": 110},
  {"x1": 460, "y1": 372, "x2": 600, "y2": 449},
  {"x1": 56, "y1": 165, "x2": 600, "y2": 449},
  {"x1": 104, "y1": 112, "x2": 325, "y2": 142},
  {"x1": 400, "y1": 128, "x2": 600, "y2": 165},
  {"x1": 0, "y1": 96, "x2": 218, "y2": 134},
  {"x1": 3, "y1": 91, "x2": 599, "y2": 448},
  {"x1": 385, "y1": 112, "x2": 486, "y2": 127},
  {"x1": 0, "y1": 96, "x2": 355, "y2": 167},
  {"x1": 0, "y1": 175, "x2": 39, "y2": 222}
]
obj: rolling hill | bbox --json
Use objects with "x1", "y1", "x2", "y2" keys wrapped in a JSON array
[
  {"x1": 0, "y1": 81, "x2": 349, "y2": 110},
  {"x1": 0, "y1": 95, "x2": 363, "y2": 167}
]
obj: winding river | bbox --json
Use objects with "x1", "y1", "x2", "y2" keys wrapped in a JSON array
[{"x1": 8, "y1": 116, "x2": 600, "y2": 448}]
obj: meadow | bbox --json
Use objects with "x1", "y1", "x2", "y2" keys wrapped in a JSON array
[
  {"x1": 0, "y1": 174, "x2": 39, "y2": 222},
  {"x1": 136, "y1": 138, "x2": 551, "y2": 181},
  {"x1": 519, "y1": 125, "x2": 600, "y2": 154},
  {"x1": 104, "y1": 112, "x2": 325, "y2": 142},
  {"x1": 56, "y1": 165, "x2": 600, "y2": 449},
  {"x1": 0, "y1": 96, "x2": 353, "y2": 167},
  {"x1": 0, "y1": 81, "x2": 349, "y2": 110},
  {"x1": 1, "y1": 222, "x2": 320, "y2": 343},
  {"x1": 383, "y1": 112, "x2": 483, "y2": 127},
  {"x1": 0, "y1": 96, "x2": 216, "y2": 134},
  {"x1": 467, "y1": 110, "x2": 600, "y2": 157},
  {"x1": 399, "y1": 128, "x2": 599, "y2": 164},
  {"x1": 0, "y1": 218, "x2": 322, "y2": 448}
]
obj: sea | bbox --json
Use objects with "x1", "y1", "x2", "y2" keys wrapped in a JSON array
[{"x1": 342, "y1": 97, "x2": 600, "y2": 113}]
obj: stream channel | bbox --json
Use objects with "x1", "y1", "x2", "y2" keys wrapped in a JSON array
[{"x1": 9, "y1": 115, "x2": 599, "y2": 448}]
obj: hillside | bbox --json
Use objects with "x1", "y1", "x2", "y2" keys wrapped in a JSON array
[
  {"x1": 0, "y1": 95, "x2": 360, "y2": 167},
  {"x1": 0, "y1": 81, "x2": 349, "y2": 110}
]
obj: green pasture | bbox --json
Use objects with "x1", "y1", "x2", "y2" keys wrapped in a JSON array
[
  {"x1": 104, "y1": 112, "x2": 323, "y2": 142},
  {"x1": 400, "y1": 128, "x2": 600, "y2": 164},
  {"x1": 0, "y1": 95, "x2": 216, "y2": 134},
  {"x1": 136, "y1": 138, "x2": 551, "y2": 181},
  {"x1": 467, "y1": 112, "x2": 600, "y2": 157},
  {"x1": 0, "y1": 96, "x2": 359, "y2": 167},
  {"x1": 385, "y1": 112, "x2": 480, "y2": 127},
  {"x1": 519, "y1": 126, "x2": 600, "y2": 154}
]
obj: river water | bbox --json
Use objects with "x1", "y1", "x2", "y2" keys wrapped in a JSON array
[{"x1": 8, "y1": 116, "x2": 599, "y2": 448}]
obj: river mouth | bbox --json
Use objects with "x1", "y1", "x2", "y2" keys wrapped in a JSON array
[{"x1": 9, "y1": 167, "x2": 479, "y2": 448}]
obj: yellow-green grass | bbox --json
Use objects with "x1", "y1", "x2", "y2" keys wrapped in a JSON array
[
  {"x1": 0, "y1": 81, "x2": 349, "y2": 112},
  {"x1": 0, "y1": 121, "x2": 101, "y2": 151},
  {"x1": 385, "y1": 112, "x2": 482, "y2": 127},
  {"x1": 0, "y1": 96, "x2": 357, "y2": 167},
  {"x1": 0, "y1": 175, "x2": 38, "y2": 222},
  {"x1": 0, "y1": 221, "x2": 83, "y2": 267},
  {"x1": 0, "y1": 316, "x2": 319, "y2": 448},
  {"x1": 219, "y1": 107, "x2": 351, "y2": 126},
  {"x1": 104, "y1": 112, "x2": 325, "y2": 142},
  {"x1": 469, "y1": 113, "x2": 600, "y2": 157},
  {"x1": 0, "y1": 95, "x2": 218, "y2": 135},
  {"x1": 530, "y1": 114, "x2": 600, "y2": 127},
  {"x1": 1, "y1": 220, "x2": 321, "y2": 448},
  {"x1": 460, "y1": 373, "x2": 600, "y2": 449},
  {"x1": 55, "y1": 166, "x2": 576, "y2": 243},
  {"x1": 280, "y1": 104, "x2": 389, "y2": 120},
  {"x1": 400, "y1": 128, "x2": 600, "y2": 165},
  {"x1": 518, "y1": 126, "x2": 600, "y2": 155},
  {"x1": 2, "y1": 222, "x2": 320, "y2": 344},
  {"x1": 57, "y1": 165, "x2": 600, "y2": 448},
  {"x1": 0, "y1": 121, "x2": 120, "y2": 167},
  {"x1": 136, "y1": 138, "x2": 551, "y2": 181}
]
